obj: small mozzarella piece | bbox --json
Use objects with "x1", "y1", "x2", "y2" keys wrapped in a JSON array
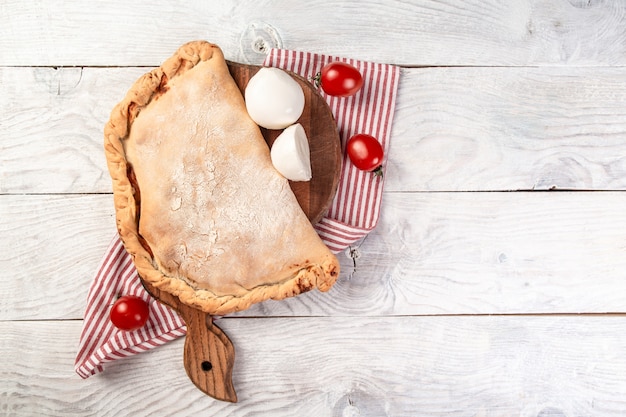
[
  {"x1": 245, "y1": 67, "x2": 305, "y2": 130},
  {"x1": 270, "y1": 124, "x2": 312, "y2": 182}
]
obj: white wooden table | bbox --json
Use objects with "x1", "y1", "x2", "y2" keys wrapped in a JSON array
[{"x1": 2, "y1": 1, "x2": 626, "y2": 416}]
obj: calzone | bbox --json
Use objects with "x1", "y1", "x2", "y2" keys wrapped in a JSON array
[{"x1": 104, "y1": 41, "x2": 339, "y2": 315}]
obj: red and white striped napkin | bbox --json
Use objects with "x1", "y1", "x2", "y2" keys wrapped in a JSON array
[
  {"x1": 75, "y1": 237, "x2": 186, "y2": 378},
  {"x1": 75, "y1": 49, "x2": 400, "y2": 378}
]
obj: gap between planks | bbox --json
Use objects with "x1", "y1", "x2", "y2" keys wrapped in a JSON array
[{"x1": 6, "y1": 312, "x2": 624, "y2": 323}]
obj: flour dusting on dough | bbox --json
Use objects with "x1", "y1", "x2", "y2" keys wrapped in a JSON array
[{"x1": 124, "y1": 59, "x2": 315, "y2": 296}]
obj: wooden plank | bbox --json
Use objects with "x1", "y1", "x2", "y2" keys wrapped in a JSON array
[
  {"x1": 2, "y1": 1, "x2": 626, "y2": 66},
  {"x1": 3, "y1": 66, "x2": 626, "y2": 194},
  {"x1": 241, "y1": 190, "x2": 626, "y2": 316},
  {"x1": 0, "y1": 194, "x2": 116, "y2": 320},
  {"x1": 2, "y1": 316, "x2": 626, "y2": 416},
  {"x1": 2, "y1": 192, "x2": 626, "y2": 320},
  {"x1": 0, "y1": 66, "x2": 145, "y2": 194},
  {"x1": 387, "y1": 66, "x2": 626, "y2": 192}
]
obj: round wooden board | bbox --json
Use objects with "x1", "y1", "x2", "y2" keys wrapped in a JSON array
[{"x1": 227, "y1": 61, "x2": 342, "y2": 224}]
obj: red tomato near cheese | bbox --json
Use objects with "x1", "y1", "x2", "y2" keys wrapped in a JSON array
[{"x1": 318, "y1": 61, "x2": 363, "y2": 97}]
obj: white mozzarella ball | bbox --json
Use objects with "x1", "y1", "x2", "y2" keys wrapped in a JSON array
[
  {"x1": 270, "y1": 123, "x2": 312, "y2": 182},
  {"x1": 245, "y1": 68, "x2": 305, "y2": 130}
]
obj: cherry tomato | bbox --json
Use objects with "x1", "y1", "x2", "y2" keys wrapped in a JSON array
[
  {"x1": 110, "y1": 295, "x2": 150, "y2": 331},
  {"x1": 316, "y1": 61, "x2": 363, "y2": 97},
  {"x1": 346, "y1": 134, "x2": 384, "y2": 176}
]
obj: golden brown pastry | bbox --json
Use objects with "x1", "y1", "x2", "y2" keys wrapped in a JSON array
[{"x1": 104, "y1": 41, "x2": 339, "y2": 315}]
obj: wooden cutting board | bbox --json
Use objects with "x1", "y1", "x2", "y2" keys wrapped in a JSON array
[{"x1": 140, "y1": 61, "x2": 342, "y2": 403}]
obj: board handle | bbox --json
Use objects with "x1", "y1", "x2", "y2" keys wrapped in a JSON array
[{"x1": 179, "y1": 307, "x2": 237, "y2": 403}]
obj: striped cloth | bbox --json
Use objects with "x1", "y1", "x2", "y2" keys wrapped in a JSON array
[
  {"x1": 74, "y1": 49, "x2": 400, "y2": 378},
  {"x1": 75, "y1": 237, "x2": 186, "y2": 378}
]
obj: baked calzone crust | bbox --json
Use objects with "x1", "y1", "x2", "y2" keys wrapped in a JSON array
[{"x1": 104, "y1": 41, "x2": 339, "y2": 315}]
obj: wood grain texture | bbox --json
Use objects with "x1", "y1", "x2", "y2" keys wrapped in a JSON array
[
  {"x1": 2, "y1": 192, "x2": 625, "y2": 320},
  {"x1": 0, "y1": 66, "x2": 146, "y2": 194},
  {"x1": 3, "y1": 317, "x2": 626, "y2": 416},
  {"x1": 3, "y1": 66, "x2": 626, "y2": 194},
  {"x1": 1, "y1": 0, "x2": 626, "y2": 66},
  {"x1": 387, "y1": 66, "x2": 626, "y2": 192},
  {"x1": 3, "y1": 1, "x2": 626, "y2": 412},
  {"x1": 0, "y1": 195, "x2": 116, "y2": 320},
  {"x1": 240, "y1": 190, "x2": 626, "y2": 317},
  {"x1": 141, "y1": 281, "x2": 238, "y2": 403}
]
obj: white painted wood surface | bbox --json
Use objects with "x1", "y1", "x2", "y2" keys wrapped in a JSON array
[
  {"x1": 2, "y1": 1, "x2": 626, "y2": 416},
  {"x1": 4, "y1": 66, "x2": 626, "y2": 194},
  {"x1": 4, "y1": 317, "x2": 626, "y2": 416}
]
